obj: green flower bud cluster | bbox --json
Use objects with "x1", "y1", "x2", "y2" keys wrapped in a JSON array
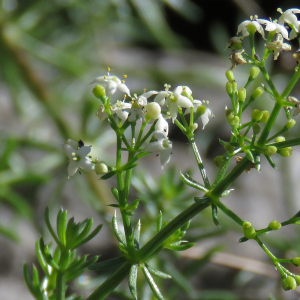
[
  {"x1": 251, "y1": 109, "x2": 269, "y2": 122},
  {"x1": 242, "y1": 221, "x2": 256, "y2": 239},
  {"x1": 279, "y1": 147, "x2": 293, "y2": 157},
  {"x1": 281, "y1": 276, "x2": 299, "y2": 291}
]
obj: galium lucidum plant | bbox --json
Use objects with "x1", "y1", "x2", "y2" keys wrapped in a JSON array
[{"x1": 24, "y1": 7, "x2": 300, "y2": 299}]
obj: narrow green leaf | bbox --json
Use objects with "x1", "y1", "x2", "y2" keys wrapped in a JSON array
[
  {"x1": 89, "y1": 257, "x2": 126, "y2": 271},
  {"x1": 100, "y1": 171, "x2": 116, "y2": 180},
  {"x1": 255, "y1": 154, "x2": 261, "y2": 172},
  {"x1": 141, "y1": 264, "x2": 165, "y2": 300},
  {"x1": 60, "y1": 250, "x2": 72, "y2": 271},
  {"x1": 112, "y1": 212, "x2": 127, "y2": 246},
  {"x1": 111, "y1": 187, "x2": 119, "y2": 202},
  {"x1": 133, "y1": 219, "x2": 141, "y2": 248},
  {"x1": 123, "y1": 163, "x2": 138, "y2": 171},
  {"x1": 35, "y1": 240, "x2": 48, "y2": 275},
  {"x1": 129, "y1": 264, "x2": 138, "y2": 299},
  {"x1": 119, "y1": 243, "x2": 128, "y2": 254},
  {"x1": 106, "y1": 204, "x2": 119, "y2": 208},
  {"x1": 23, "y1": 263, "x2": 37, "y2": 296},
  {"x1": 66, "y1": 217, "x2": 77, "y2": 246},
  {"x1": 220, "y1": 189, "x2": 234, "y2": 198},
  {"x1": 245, "y1": 150, "x2": 254, "y2": 163},
  {"x1": 157, "y1": 211, "x2": 163, "y2": 232},
  {"x1": 146, "y1": 265, "x2": 172, "y2": 279},
  {"x1": 70, "y1": 218, "x2": 93, "y2": 249},
  {"x1": 71, "y1": 224, "x2": 102, "y2": 249},
  {"x1": 194, "y1": 197, "x2": 210, "y2": 204},
  {"x1": 126, "y1": 199, "x2": 140, "y2": 211},
  {"x1": 57, "y1": 209, "x2": 68, "y2": 247},
  {"x1": 212, "y1": 205, "x2": 220, "y2": 228},
  {"x1": 65, "y1": 256, "x2": 87, "y2": 273},
  {"x1": 32, "y1": 265, "x2": 40, "y2": 290},
  {"x1": 180, "y1": 172, "x2": 208, "y2": 193},
  {"x1": 78, "y1": 256, "x2": 99, "y2": 271},
  {"x1": 166, "y1": 242, "x2": 196, "y2": 251},
  {"x1": 239, "y1": 236, "x2": 249, "y2": 243},
  {"x1": 180, "y1": 220, "x2": 191, "y2": 232},
  {"x1": 44, "y1": 207, "x2": 62, "y2": 249},
  {"x1": 264, "y1": 154, "x2": 278, "y2": 169}
]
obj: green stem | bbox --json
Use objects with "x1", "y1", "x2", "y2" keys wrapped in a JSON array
[
  {"x1": 210, "y1": 156, "x2": 251, "y2": 197},
  {"x1": 86, "y1": 261, "x2": 132, "y2": 300},
  {"x1": 137, "y1": 200, "x2": 210, "y2": 263},
  {"x1": 56, "y1": 272, "x2": 66, "y2": 300},
  {"x1": 257, "y1": 102, "x2": 282, "y2": 146},
  {"x1": 215, "y1": 200, "x2": 244, "y2": 226},
  {"x1": 189, "y1": 136, "x2": 210, "y2": 188},
  {"x1": 281, "y1": 68, "x2": 300, "y2": 99}
]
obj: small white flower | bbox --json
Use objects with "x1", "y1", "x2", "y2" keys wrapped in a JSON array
[
  {"x1": 257, "y1": 19, "x2": 289, "y2": 40},
  {"x1": 111, "y1": 100, "x2": 132, "y2": 120},
  {"x1": 128, "y1": 91, "x2": 158, "y2": 122},
  {"x1": 155, "y1": 115, "x2": 169, "y2": 136},
  {"x1": 265, "y1": 34, "x2": 291, "y2": 60},
  {"x1": 91, "y1": 75, "x2": 130, "y2": 98},
  {"x1": 278, "y1": 8, "x2": 300, "y2": 32},
  {"x1": 184, "y1": 100, "x2": 213, "y2": 129},
  {"x1": 288, "y1": 96, "x2": 300, "y2": 116},
  {"x1": 237, "y1": 16, "x2": 265, "y2": 39},
  {"x1": 144, "y1": 131, "x2": 172, "y2": 167},
  {"x1": 63, "y1": 139, "x2": 95, "y2": 178},
  {"x1": 97, "y1": 104, "x2": 108, "y2": 121},
  {"x1": 165, "y1": 86, "x2": 193, "y2": 122}
]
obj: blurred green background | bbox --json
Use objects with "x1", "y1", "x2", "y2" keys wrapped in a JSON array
[{"x1": 1, "y1": 0, "x2": 300, "y2": 299}]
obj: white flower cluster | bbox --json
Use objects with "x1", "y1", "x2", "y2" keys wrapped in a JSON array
[
  {"x1": 93, "y1": 73, "x2": 213, "y2": 167},
  {"x1": 227, "y1": 8, "x2": 300, "y2": 66}
]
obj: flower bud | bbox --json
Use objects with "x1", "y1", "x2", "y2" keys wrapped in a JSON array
[
  {"x1": 260, "y1": 110, "x2": 270, "y2": 123},
  {"x1": 225, "y1": 70, "x2": 235, "y2": 82},
  {"x1": 145, "y1": 102, "x2": 161, "y2": 121},
  {"x1": 227, "y1": 115, "x2": 239, "y2": 127},
  {"x1": 232, "y1": 81, "x2": 237, "y2": 93},
  {"x1": 275, "y1": 136, "x2": 285, "y2": 143},
  {"x1": 295, "y1": 275, "x2": 300, "y2": 285},
  {"x1": 213, "y1": 156, "x2": 226, "y2": 168},
  {"x1": 252, "y1": 87, "x2": 264, "y2": 99},
  {"x1": 251, "y1": 109, "x2": 263, "y2": 122},
  {"x1": 286, "y1": 119, "x2": 296, "y2": 129},
  {"x1": 226, "y1": 82, "x2": 233, "y2": 95},
  {"x1": 250, "y1": 66, "x2": 260, "y2": 79},
  {"x1": 95, "y1": 161, "x2": 108, "y2": 174},
  {"x1": 281, "y1": 278, "x2": 290, "y2": 291},
  {"x1": 292, "y1": 257, "x2": 300, "y2": 266},
  {"x1": 242, "y1": 221, "x2": 256, "y2": 239},
  {"x1": 252, "y1": 123, "x2": 260, "y2": 135},
  {"x1": 238, "y1": 88, "x2": 246, "y2": 102},
  {"x1": 279, "y1": 147, "x2": 292, "y2": 157},
  {"x1": 268, "y1": 220, "x2": 281, "y2": 230},
  {"x1": 224, "y1": 143, "x2": 235, "y2": 153},
  {"x1": 93, "y1": 85, "x2": 106, "y2": 98},
  {"x1": 191, "y1": 123, "x2": 198, "y2": 131},
  {"x1": 264, "y1": 146, "x2": 277, "y2": 156},
  {"x1": 286, "y1": 276, "x2": 297, "y2": 290}
]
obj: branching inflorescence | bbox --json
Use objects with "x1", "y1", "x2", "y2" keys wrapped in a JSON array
[{"x1": 25, "y1": 7, "x2": 300, "y2": 300}]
